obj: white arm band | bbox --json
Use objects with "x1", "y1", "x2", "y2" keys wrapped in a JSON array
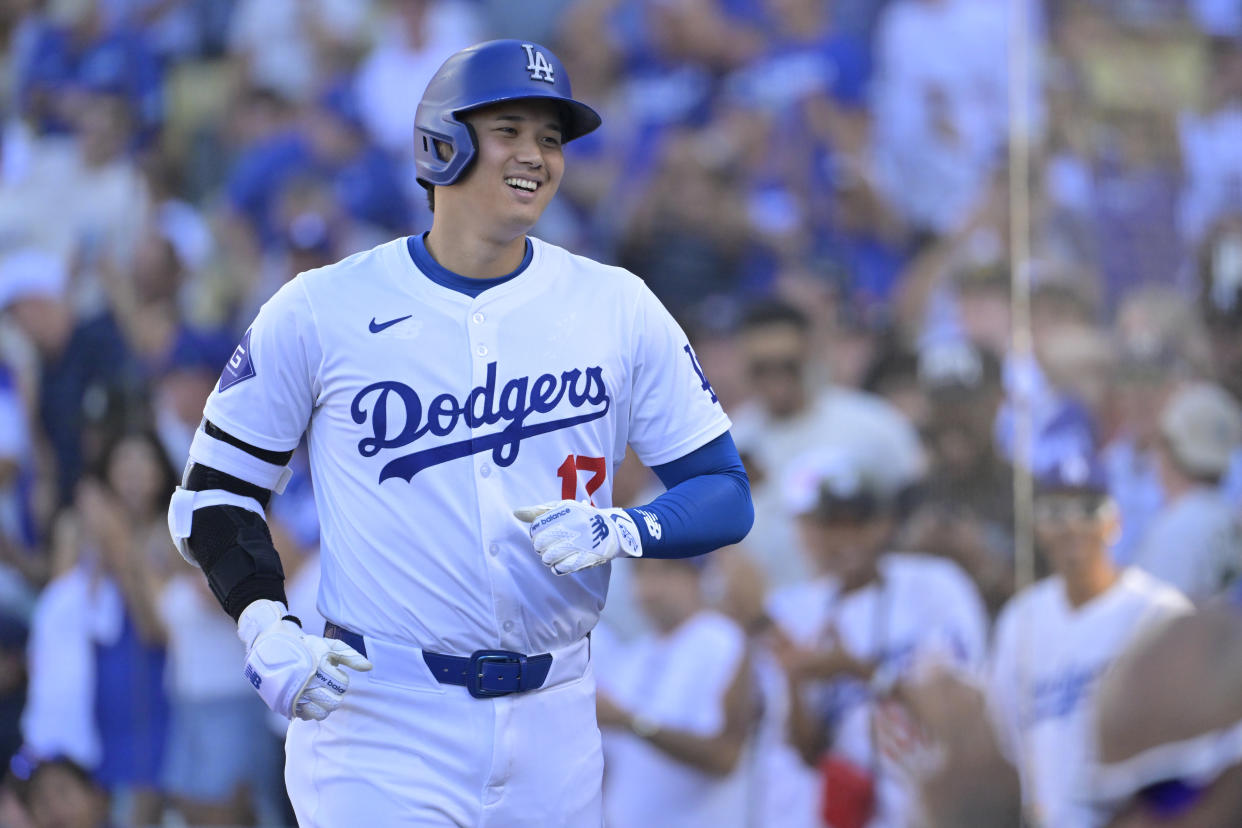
[
  {"x1": 188, "y1": 428, "x2": 293, "y2": 494},
  {"x1": 167, "y1": 486, "x2": 266, "y2": 567}
]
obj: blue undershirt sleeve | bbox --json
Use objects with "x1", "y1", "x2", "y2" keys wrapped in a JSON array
[{"x1": 623, "y1": 431, "x2": 754, "y2": 559}]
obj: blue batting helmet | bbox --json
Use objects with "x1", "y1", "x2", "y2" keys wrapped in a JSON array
[{"x1": 414, "y1": 40, "x2": 602, "y2": 188}]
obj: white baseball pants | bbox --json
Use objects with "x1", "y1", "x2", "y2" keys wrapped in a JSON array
[{"x1": 285, "y1": 635, "x2": 603, "y2": 827}]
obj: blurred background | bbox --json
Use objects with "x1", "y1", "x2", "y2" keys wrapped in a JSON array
[{"x1": 1, "y1": 0, "x2": 1241, "y2": 826}]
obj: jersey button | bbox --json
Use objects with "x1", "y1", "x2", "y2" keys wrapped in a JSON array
[
  {"x1": 502, "y1": 620, "x2": 515, "y2": 632},
  {"x1": 489, "y1": 543, "x2": 499, "y2": 556},
  {"x1": 472, "y1": 312, "x2": 485, "y2": 324},
  {"x1": 476, "y1": 344, "x2": 488, "y2": 356},
  {"x1": 480, "y1": 464, "x2": 491, "y2": 478}
]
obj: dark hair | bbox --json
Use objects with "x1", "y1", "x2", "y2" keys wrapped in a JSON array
[
  {"x1": 861, "y1": 342, "x2": 920, "y2": 395},
  {"x1": 29, "y1": 757, "x2": 100, "y2": 790},
  {"x1": 738, "y1": 300, "x2": 812, "y2": 335},
  {"x1": 91, "y1": 427, "x2": 179, "y2": 511}
]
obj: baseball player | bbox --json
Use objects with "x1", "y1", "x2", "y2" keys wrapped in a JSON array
[
  {"x1": 165, "y1": 40, "x2": 753, "y2": 826},
  {"x1": 986, "y1": 454, "x2": 1191, "y2": 828}
]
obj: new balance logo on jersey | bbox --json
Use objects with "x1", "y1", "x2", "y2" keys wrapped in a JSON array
[
  {"x1": 351, "y1": 361, "x2": 610, "y2": 482},
  {"x1": 522, "y1": 44, "x2": 555, "y2": 83},
  {"x1": 590, "y1": 515, "x2": 608, "y2": 548},
  {"x1": 245, "y1": 664, "x2": 262, "y2": 690}
]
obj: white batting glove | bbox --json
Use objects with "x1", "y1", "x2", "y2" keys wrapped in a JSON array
[
  {"x1": 514, "y1": 499, "x2": 643, "y2": 575},
  {"x1": 237, "y1": 599, "x2": 372, "y2": 721}
]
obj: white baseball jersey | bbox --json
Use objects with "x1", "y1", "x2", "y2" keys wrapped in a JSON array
[
  {"x1": 768, "y1": 554, "x2": 990, "y2": 828},
  {"x1": 202, "y1": 235, "x2": 730, "y2": 655},
  {"x1": 987, "y1": 568, "x2": 1191, "y2": 828}
]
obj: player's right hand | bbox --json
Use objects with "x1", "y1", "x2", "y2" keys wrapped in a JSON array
[{"x1": 237, "y1": 599, "x2": 372, "y2": 721}]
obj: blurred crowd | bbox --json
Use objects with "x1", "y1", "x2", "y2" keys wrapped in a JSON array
[{"x1": 2, "y1": 0, "x2": 1242, "y2": 826}]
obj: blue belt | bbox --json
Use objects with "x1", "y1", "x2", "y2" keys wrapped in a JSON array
[{"x1": 323, "y1": 622, "x2": 554, "y2": 699}]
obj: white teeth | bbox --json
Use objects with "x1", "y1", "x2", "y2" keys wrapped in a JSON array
[{"x1": 505, "y1": 177, "x2": 538, "y2": 191}]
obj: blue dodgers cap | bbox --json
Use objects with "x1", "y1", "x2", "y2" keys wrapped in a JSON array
[{"x1": 1034, "y1": 452, "x2": 1109, "y2": 497}]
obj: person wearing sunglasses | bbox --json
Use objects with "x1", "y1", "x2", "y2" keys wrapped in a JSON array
[
  {"x1": 1090, "y1": 583, "x2": 1242, "y2": 826},
  {"x1": 986, "y1": 454, "x2": 1192, "y2": 827},
  {"x1": 729, "y1": 300, "x2": 924, "y2": 592}
]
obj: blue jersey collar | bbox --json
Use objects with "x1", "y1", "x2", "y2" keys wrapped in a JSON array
[{"x1": 407, "y1": 232, "x2": 533, "y2": 298}]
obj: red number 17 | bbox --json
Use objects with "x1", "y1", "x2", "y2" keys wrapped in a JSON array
[{"x1": 557, "y1": 454, "x2": 607, "y2": 504}]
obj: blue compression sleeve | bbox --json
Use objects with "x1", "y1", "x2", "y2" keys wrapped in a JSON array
[{"x1": 623, "y1": 432, "x2": 754, "y2": 559}]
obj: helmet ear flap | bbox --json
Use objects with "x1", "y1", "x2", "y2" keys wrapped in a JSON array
[
  {"x1": 414, "y1": 117, "x2": 476, "y2": 187},
  {"x1": 456, "y1": 119, "x2": 479, "y2": 181}
]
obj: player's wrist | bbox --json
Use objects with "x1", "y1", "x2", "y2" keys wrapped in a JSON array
[
  {"x1": 237, "y1": 599, "x2": 291, "y2": 647},
  {"x1": 604, "y1": 508, "x2": 642, "y2": 559}
]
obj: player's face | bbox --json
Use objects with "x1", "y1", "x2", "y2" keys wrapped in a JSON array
[{"x1": 451, "y1": 100, "x2": 565, "y2": 236}]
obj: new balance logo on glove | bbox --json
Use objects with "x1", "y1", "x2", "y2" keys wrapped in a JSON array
[{"x1": 590, "y1": 515, "x2": 609, "y2": 548}]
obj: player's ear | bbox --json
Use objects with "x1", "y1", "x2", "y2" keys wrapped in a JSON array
[{"x1": 433, "y1": 139, "x2": 452, "y2": 162}]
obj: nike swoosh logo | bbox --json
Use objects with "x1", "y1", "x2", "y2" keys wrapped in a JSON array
[{"x1": 369, "y1": 315, "x2": 412, "y2": 333}]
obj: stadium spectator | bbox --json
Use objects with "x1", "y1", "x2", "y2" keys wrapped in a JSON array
[
  {"x1": 987, "y1": 453, "x2": 1191, "y2": 827},
  {"x1": 1177, "y1": 36, "x2": 1242, "y2": 246},
  {"x1": 709, "y1": 546, "x2": 821, "y2": 828},
  {"x1": 871, "y1": 0, "x2": 1015, "y2": 234},
  {"x1": 22, "y1": 756, "x2": 113, "y2": 828},
  {"x1": 158, "y1": 570, "x2": 281, "y2": 826},
  {"x1": 1101, "y1": 287, "x2": 1207, "y2": 567},
  {"x1": 617, "y1": 127, "x2": 754, "y2": 318},
  {"x1": 596, "y1": 556, "x2": 755, "y2": 828},
  {"x1": 1135, "y1": 382, "x2": 1242, "y2": 603},
  {"x1": 354, "y1": 0, "x2": 483, "y2": 158},
  {"x1": 767, "y1": 445, "x2": 987, "y2": 827},
  {"x1": 0, "y1": 356, "x2": 36, "y2": 575},
  {"x1": 730, "y1": 299, "x2": 924, "y2": 589},
  {"x1": 1197, "y1": 217, "x2": 1242, "y2": 506},
  {"x1": 226, "y1": 0, "x2": 370, "y2": 105},
  {"x1": 0, "y1": 249, "x2": 141, "y2": 508},
  {"x1": 902, "y1": 340, "x2": 1016, "y2": 615},
  {"x1": 0, "y1": 613, "x2": 28, "y2": 775}
]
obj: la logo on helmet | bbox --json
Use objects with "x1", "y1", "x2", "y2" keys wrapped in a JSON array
[{"x1": 522, "y1": 44, "x2": 555, "y2": 83}]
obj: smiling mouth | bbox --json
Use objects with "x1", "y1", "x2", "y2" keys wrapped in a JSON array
[{"x1": 505, "y1": 177, "x2": 540, "y2": 192}]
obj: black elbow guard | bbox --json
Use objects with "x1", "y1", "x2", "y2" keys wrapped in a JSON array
[{"x1": 188, "y1": 505, "x2": 289, "y2": 621}]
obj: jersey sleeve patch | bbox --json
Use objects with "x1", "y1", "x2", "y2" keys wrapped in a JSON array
[{"x1": 218, "y1": 329, "x2": 256, "y2": 392}]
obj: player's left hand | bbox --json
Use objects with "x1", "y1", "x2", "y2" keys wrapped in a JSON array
[{"x1": 514, "y1": 499, "x2": 642, "y2": 575}]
